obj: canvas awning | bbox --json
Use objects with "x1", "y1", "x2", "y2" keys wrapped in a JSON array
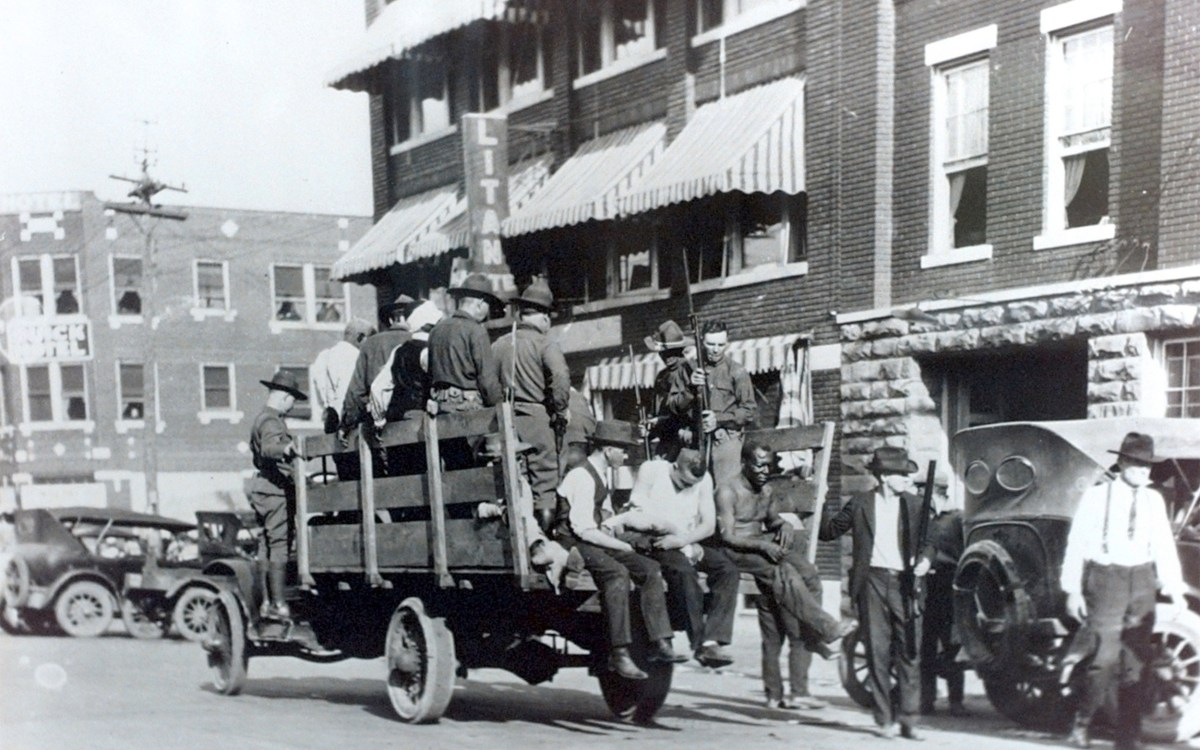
[
  {"x1": 502, "y1": 122, "x2": 666, "y2": 237},
  {"x1": 331, "y1": 185, "x2": 460, "y2": 280},
  {"x1": 618, "y1": 77, "x2": 805, "y2": 217},
  {"x1": 585, "y1": 333, "x2": 806, "y2": 391},
  {"x1": 327, "y1": 0, "x2": 511, "y2": 92}
]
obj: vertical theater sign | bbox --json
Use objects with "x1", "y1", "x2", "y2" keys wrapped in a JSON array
[{"x1": 457, "y1": 112, "x2": 514, "y2": 294}]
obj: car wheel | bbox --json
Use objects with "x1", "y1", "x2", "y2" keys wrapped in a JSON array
[
  {"x1": 54, "y1": 581, "x2": 115, "y2": 638},
  {"x1": 4, "y1": 557, "x2": 30, "y2": 608},
  {"x1": 385, "y1": 598, "x2": 456, "y2": 723},
  {"x1": 172, "y1": 587, "x2": 217, "y2": 642},
  {"x1": 1134, "y1": 606, "x2": 1200, "y2": 742},
  {"x1": 121, "y1": 597, "x2": 168, "y2": 640}
]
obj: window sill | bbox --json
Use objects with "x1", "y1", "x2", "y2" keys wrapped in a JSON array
[
  {"x1": 190, "y1": 307, "x2": 237, "y2": 322},
  {"x1": 572, "y1": 48, "x2": 668, "y2": 91},
  {"x1": 269, "y1": 320, "x2": 344, "y2": 335},
  {"x1": 389, "y1": 125, "x2": 459, "y2": 157},
  {"x1": 692, "y1": 260, "x2": 809, "y2": 293},
  {"x1": 691, "y1": 0, "x2": 805, "y2": 47},
  {"x1": 18, "y1": 420, "x2": 96, "y2": 436},
  {"x1": 115, "y1": 419, "x2": 145, "y2": 434},
  {"x1": 198, "y1": 410, "x2": 244, "y2": 425},
  {"x1": 920, "y1": 244, "x2": 993, "y2": 269},
  {"x1": 486, "y1": 88, "x2": 555, "y2": 116},
  {"x1": 1033, "y1": 223, "x2": 1116, "y2": 251},
  {"x1": 88, "y1": 446, "x2": 112, "y2": 460},
  {"x1": 572, "y1": 288, "x2": 672, "y2": 315},
  {"x1": 108, "y1": 314, "x2": 144, "y2": 329}
]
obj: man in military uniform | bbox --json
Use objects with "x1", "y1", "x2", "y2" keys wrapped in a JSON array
[
  {"x1": 427, "y1": 273, "x2": 503, "y2": 413},
  {"x1": 643, "y1": 320, "x2": 695, "y2": 460},
  {"x1": 493, "y1": 279, "x2": 571, "y2": 529},
  {"x1": 690, "y1": 320, "x2": 757, "y2": 484},
  {"x1": 340, "y1": 292, "x2": 414, "y2": 431},
  {"x1": 249, "y1": 370, "x2": 307, "y2": 619}
]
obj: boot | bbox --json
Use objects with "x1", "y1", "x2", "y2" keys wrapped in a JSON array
[
  {"x1": 608, "y1": 646, "x2": 648, "y2": 680},
  {"x1": 647, "y1": 638, "x2": 687, "y2": 664},
  {"x1": 1067, "y1": 716, "x2": 1091, "y2": 749},
  {"x1": 267, "y1": 561, "x2": 291, "y2": 619}
]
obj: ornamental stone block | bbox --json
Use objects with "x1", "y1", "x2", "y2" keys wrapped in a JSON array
[
  {"x1": 1050, "y1": 295, "x2": 1091, "y2": 317},
  {"x1": 1137, "y1": 284, "x2": 1181, "y2": 303},
  {"x1": 1113, "y1": 308, "x2": 1160, "y2": 333},
  {"x1": 979, "y1": 324, "x2": 1029, "y2": 348},
  {"x1": 1089, "y1": 402, "x2": 1140, "y2": 419},
  {"x1": 842, "y1": 323, "x2": 863, "y2": 342},
  {"x1": 862, "y1": 319, "x2": 909, "y2": 339},
  {"x1": 871, "y1": 337, "x2": 899, "y2": 357},
  {"x1": 1159, "y1": 304, "x2": 1199, "y2": 328},
  {"x1": 842, "y1": 341, "x2": 870, "y2": 362},
  {"x1": 1089, "y1": 381, "x2": 1126, "y2": 402},
  {"x1": 960, "y1": 305, "x2": 1006, "y2": 327},
  {"x1": 868, "y1": 398, "x2": 907, "y2": 416},
  {"x1": 1008, "y1": 300, "x2": 1049, "y2": 322},
  {"x1": 1078, "y1": 313, "x2": 1118, "y2": 336}
]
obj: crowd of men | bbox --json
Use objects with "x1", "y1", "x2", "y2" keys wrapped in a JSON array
[{"x1": 246, "y1": 273, "x2": 1184, "y2": 748}]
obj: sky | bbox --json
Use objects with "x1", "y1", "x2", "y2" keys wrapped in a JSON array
[{"x1": 0, "y1": 0, "x2": 374, "y2": 217}]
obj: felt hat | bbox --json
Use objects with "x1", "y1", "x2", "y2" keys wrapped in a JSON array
[
  {"x1": 378, "y1": 292, "x2": 415, "y2": 316},
  {"x1": 260, "y1": 370, "x2": 308, "y2": 401},
  {"x1": 644, "y1": 320, "x2": 689, "y2": 352},
  {"x1": 448, "y1": 273, "x2": 502, "y2": 307},
  {"x1": 590, "y1": 420, "x2": 641, "y2": 448},
  {"x1": 1108, "y1": 432, "x2": 1162, "y2": 465},
  {"x1": 866, "y1": 446, "x2": 918, "y2": 475},
  {"x1": 509, "y1": 279, "x2": 555, "y2": 312}
]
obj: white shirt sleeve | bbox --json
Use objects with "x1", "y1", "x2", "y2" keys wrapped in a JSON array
[
  {"x1": 310, "y1": 349, "x2": 331, "y2": 412},
  {"x1": 1148, "y1": 488, "x2": 1186, "y2": 597},
  {"x1": 559, "y1": 467, "x2": 601, "y2": 536},
  {"x1": 1061, "y1": 483, "x2": 1104, "y2": 597}
]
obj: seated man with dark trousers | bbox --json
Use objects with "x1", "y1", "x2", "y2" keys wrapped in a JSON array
[{"x1": 552, "y1": 422, "x2": 685, "y2": 680}]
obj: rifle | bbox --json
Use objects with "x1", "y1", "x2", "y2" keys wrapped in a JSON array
[
  {"x1": 904, "y1": 459, "x2": 938, "y2": 658},
  {"x1": 629, "y1": 344, "x2": 652, "y2": 458},
  {"x1": 679, "y1": 251, "x2": 712, "y2": 468}
]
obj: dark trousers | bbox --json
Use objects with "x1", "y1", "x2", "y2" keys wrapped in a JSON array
[
  {"x1": 650, "y1": 546, "x2": 740, "y2": 651},
  {"x1": 513, "y1": 403, "x2": 559, "y2": 512},
  {"x1": 576, "y1": 541, "x2": 673, "y2": 648},
  {"x1": 1078, "y1": 562, "x2": 1156, "y2": 745},
  {"x1": 859, "y1": 568, "x2": 922, "y2": 728},
  {"x1": 249, "y1": 490, "x2": 293, "y2": 562},
  {"x1": 758, "y1": 587, "x2": 817, "y2": 700},
  {"x1": 920, "y1": 565, "x2": 964, "y2": 709},
  {"x1": 725, "y1": 545, "x2": 841, "y2": 645}
]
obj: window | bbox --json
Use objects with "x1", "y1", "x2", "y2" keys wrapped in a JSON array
[
  {"x1": 577, "y1": 0, "x2": 662, "y2": 77},
  {"x1": 117, "y1": 362, "x2": 145, "y2": 421},
  {"x1": 313, "y1": 267, "x2": 346, "y2": 323},
  {"x1": 13, "y1": 255, "x2": 81, "y2": 315},
  {"x1": 277, "y1": 365, "x2": 313, "y2": 421},
  {"x1": 389, "y1": 52, "x2": 452, "y2": 146},
  {"x1": 1043, "y1": 23, "x2": 1114, "y2": 239},
  {"x1": 681, "y1": 194, "x2": 805, "y2": 283},
  {"x1": 1164, "y1": 339, "x2": 1200, "y2": 418},
  {"x1": 933, "y1": 59, "x2": 989, "y2": 251},
  {"x1": 270, "y1": 263, "x2": 346, "y2": 327},
  {"x1": 696, "y1": 0, "x2": 791, "y2": 34},
  {"x1": 111, "y1": 256, "x2": 143, "y2": 316},
  {"x1": 194, "y1": 260, "x2": 229, "y2": 310},
  {"x1": 201, "y1": 365, "x2": 235, "y2": 412},
  {"x1": 23, "y1": 363, "x2": 89, "y2": 423},
  {"x1": 489, "y1": 22, "x2": 551, "y2": 107},
  {"x1": 612, "y1": 222, "x2": 660, "y2": 295}
]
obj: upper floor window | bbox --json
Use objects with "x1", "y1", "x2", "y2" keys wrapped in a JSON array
[
  {"x1": 201, "y1": 364, "x2": 235, "y2": 413},
  {"x1": 389, "y1": 49, "x2": 452, "y2": 146},
  {"x1": 1164, "y1": 339, "x2": 1200, "y2": 418},
  {"x1": 194, "y1": 260, "x2": 229, "y2": 311},
  {"x1": 933, "y1": 59, "x2": 989, "y2": 252},
  {"x1": 500, "y1": 22, "x2": 551, "y2": 105},
  {"x1": 111, "y1": 255, "x2": 143, "y2": 316},
  {"x1": 612, "y1": 221, "x2": 663, "y2": 295},
  {"x1": 14, "y1": 255, "x2": 80, "y2": 316},
  {"x1": 697, "y1": 0, "x2": 794, "y2": 33},
  {"x1": 24, "y1": 363, "x2": 88, "y2": 423},
  {"x1": 117, "y1": 362, "x2": 145, "y2": 421},
  {"x1": 578, "y1": 0, "x2": 664, "y2": 77},
  {"x1": 683, "y1": 194, "x2": 805, "y2": 282},
  {"x1": 271, "y1": 263, "x2": 347, "y2": 327}
]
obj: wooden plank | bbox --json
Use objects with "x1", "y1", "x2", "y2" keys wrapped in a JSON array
[
  {"x1": 498, "y1": 402, "x2": 532, "y2": 587},
  {"x1": 310, "y1": 524, "x2": 363, "y2": 568},
  {"x1": 307, "y1": 481, "x2": 362, "y2": 514},
  {"x1": 424, "y1": 413, "x2": 453, "y2": 587},
  {"x1": 310, "y1": 519, "x2": 511, "y2": 570},
  {"x1": 294, "y1": 453, "x2": 316, "y2": 588},
  {"x1": 427, "y1": 407, "x2": 499, "y2": 441},
  {"x1": 302, "y1": 431, "x2": 358, "y2": 459},
  {"x1": 376, "y1": 417, "x2": 422, "y2": 448},
  {"x1": 306, "y1": 468, "x2": 502, "y2": 514},
  {"x1": 744, "y1": 423, "x2": 828, "y2": 453},
  {"x1": 806, "y1": 422, "x2": 835, "y2": 565},
  {"x1": 357, "y1": 430, "x2": 383, "y2": 586}
]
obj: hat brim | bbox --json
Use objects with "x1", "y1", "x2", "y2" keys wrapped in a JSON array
[
  {"x1": 449, "y1": 288, "x2": 502, "y2": 306},
  {"x1": 1106, "y1": 449, "x2": 1162, "y2": 464},
  {"x1": 510, "y1": 296, "x2": 554, "y2": 312},
  {"x1": 644, "y1": 335, "x2": 688, "y2": 352},
  {"x1": 868, "y1": 459, "x2": 919, "y2": 474},
  {"x1": 260, "y1": 380, "x2": 308, "y2": 401}
]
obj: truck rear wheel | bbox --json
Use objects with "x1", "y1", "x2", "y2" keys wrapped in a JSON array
[
  {"x1": 597, "y1": 661, "x2": 673, "y2": 725},
  {"x1": 385, "y1": 597, "x2": 456, "y2": 723},
  {"x1": 981, "y1": 672, "x2": 1074, "y2": 732},
  {"x1": 1137, "y1": 605, "x2": 1200, "y2": 742}
]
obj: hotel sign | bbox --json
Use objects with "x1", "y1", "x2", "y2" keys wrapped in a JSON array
[
  {"x1": 457, "y1": 113, "x2": 514, "y2": 294},
  {"x1": 6, "y1": 316, "x2": 92, "y2": 364}
]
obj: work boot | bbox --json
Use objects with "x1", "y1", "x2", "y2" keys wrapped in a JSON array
[
  {"x1": 694, "y1": 642, "x2": 734, "y2": 668},
  {"x1": 1067, "y1": 717, "x2": 1091, "y2": 749},
  {"x1": 608, "y1": 646, "x2": 648, "y2": 680},
  {"x1": 647, "y1": 638, "x2": 687, "y2": 664},
  {"x1": 267, "y1": 561, "x2": 291, "y2": 620}
]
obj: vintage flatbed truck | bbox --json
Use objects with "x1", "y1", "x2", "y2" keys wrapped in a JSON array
[{"x1": 200, "y1": 401, "x2": 835, "y2": 725}]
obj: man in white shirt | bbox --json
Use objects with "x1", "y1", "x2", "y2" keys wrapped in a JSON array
[
  {"x1": 552, "y1": 421, "x2": 684, "y2": 680},
  {"x1": 311, "y1": 318, "x2": 374, "y2": 433},
  {"x1": 1062, "y1": 432, "x2": 1186, "y2": 750}
]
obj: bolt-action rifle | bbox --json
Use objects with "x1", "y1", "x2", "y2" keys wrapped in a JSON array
[
  {"x1": 904, "y1": 459, "x2": 938, "y2": 658},
  {"x1": 680, "y1": 251, "x2": 711, "y2": 469}
]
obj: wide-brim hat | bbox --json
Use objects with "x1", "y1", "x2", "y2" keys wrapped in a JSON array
[
  {"x1": 590, "y1": 420, "x2": 641, "y2": 448},
  {"x1": 260, "y1": 370, "x2": 308, "y2": 401},
  {"x1": 1108, "y1": 431, "x2": 1162, "y2": 465},
  {"x1": 448, "y1": 273, "x2": 502, "y2": 307},
  {"x1": 378, "y1": 292, "x2": 415, "y2": 316},
  {"x1": 644, "y1": 319, "x2": 689, "y2": 352},
  {"x1": 866, "y1": 446, "x2": 918, "y2": 475},
  {"x1": 509, "y1": 279, "x2": 554, "y2": 312}
]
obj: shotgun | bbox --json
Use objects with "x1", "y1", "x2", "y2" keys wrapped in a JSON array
[{"x1": 904, "y1": 459, "x2": 938, "y2": 658}]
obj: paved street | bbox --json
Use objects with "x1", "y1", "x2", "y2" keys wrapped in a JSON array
[{"x1": 0, "y1": 613, "x2": 1144, "y2": 750}]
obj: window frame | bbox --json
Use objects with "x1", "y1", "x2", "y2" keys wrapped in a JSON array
[
  {"x1": 693, "y1": 0, "x2": 804, "y2": 43},
  {"x1": 497, "y1": 21, "x2": 549, "y2": 107},
  {"x1": 609, "y1": 221, "x2": 662, "y2": 297},
  {"x1": 197, "y1": 362, "x2": 243, "y2": 424},
  {"x1": 192, "y1": 259, "x2": 233, "y2": 318},
  {"x1": 12, "y1": 254, "x2": 82, "y2": 316},
  {"x1": 115, "y1": 360, "x2": 146, "y2": 428},
  {"x1": 19, "y1": 361, "x2": 92, "y2": 430},
  {"x1": 268, "y1": 263, "x2": 349, "y2": 332},
  {"x1": 574, "y1": 0, "x2": 663, "y2": 85},
  {"x1": 109, "y1": 254, "x2": 145, "y2": 321},
  {"x1": 1162, "y1": 337, "x2": 1200, "y2": 418},
  {"x1": 388, "y1": 47, "x2": 456, "y2": 153}
]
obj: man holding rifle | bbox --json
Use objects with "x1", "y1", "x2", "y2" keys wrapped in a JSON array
[{"x1": 689, "y1": 320, "x2": 757, "y2": 484}]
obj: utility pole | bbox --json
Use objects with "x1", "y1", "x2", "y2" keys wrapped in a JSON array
[{"x1": 106, "y1": 146, "x2": 187, "y2": 515}]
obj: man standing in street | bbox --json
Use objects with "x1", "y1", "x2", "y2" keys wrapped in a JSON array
[
  {"x1": 920, "y1": 474, "x2": 967, "y2": 717},
  {"x1": 249, "y1": 370, "x2": 307, "y2": 619},
  {"x1": 605, "y1": 447, "x2": 741, "y2": 668},
  {"x1": 820, "y1": 446, "x2": 933, "y2": 740},
  {"x1": 493, "y1": 279, "x2": 571, "y2": 529},
  {"x1": 427, "y1": 273, "x2": 503, "y2": 413},
  {"x1": 553, "y1": 422, "x2": 684, "y2": 679},
  {"x1": 690, "y1": 320, "x2": 757, "y2": 484},
  {"x1": 340, "y1": 292, "x2": 414, "y2": 431},
  {"x1": 1062, "y1": 432, "x2": 1186, "y2": 750},
  {"x1": 311, "y1": 318, "x2": 374, "y2": 433}
]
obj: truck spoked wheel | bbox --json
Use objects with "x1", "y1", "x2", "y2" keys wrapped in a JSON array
[
  {"x1": 1129, "y1": 605, "x2": 1200, "y2": 742},
  {"x1": 385, "y1": 597, "x2": 456, "y2": 723},
  {"x1": 206, "y1": 590, "x2": 248, "y2": 695},
  {"x1": 596, "y1": 637, "x2": 674, "y2": 725},
  {"x1": 981, "y1": 673, "x2": 1075, "y2": 732}
]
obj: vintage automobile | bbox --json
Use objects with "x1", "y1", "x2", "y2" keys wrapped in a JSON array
[
  {"x1": 949, "y1": 417, "x2": 1200, "y2": 741},
  {"x1": 2, "y1": 506, "x2": 197, "y2": 637}
]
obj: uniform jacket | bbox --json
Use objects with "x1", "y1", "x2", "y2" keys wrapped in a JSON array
[
  {"x1": 341, "y1": 327, "x2": 412, "y2": 428},
  {"x1": 819, "y1": 490, "x2": 935, "y2": 599},
  {"x1": 427, "y1": 310, "x2": 503, "y2": 406},
  {"x1": 493, "y1": 323, "x2": 570, "y2": 415},
  {"x1": 249, "y1": 407, "x2": 295, "y2": 496},
  {"x1": 663, "y1": 356, "x2": 756, "y2": 430}
]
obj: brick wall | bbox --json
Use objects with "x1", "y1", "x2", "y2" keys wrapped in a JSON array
[
  {"x1": 1158, "y1": 0, "x2": 1200, "y2": 266},
  {"x1": 691, "y1": 8, "x2": 805, "y2": 104},
  {"x1": 572, "y1": 60, "x2": 672, "y2": 142}
]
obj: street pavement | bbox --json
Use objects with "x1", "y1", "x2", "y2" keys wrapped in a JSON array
[{"x1": 0, "y1": 613, "x2": 1178, "y2": 750}]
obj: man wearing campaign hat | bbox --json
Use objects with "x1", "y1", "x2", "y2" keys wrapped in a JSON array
[
  {"x1": 340, "y1": 291, "x2": 415, "y2": 432},
  {"x1": 820, "y1": 446, "x2": 935, "y2": 739},
  {"x1": 249, "y1": 370, "x2": 308, "y2": 619},
  {"x1": 493, "y1": 279, "x2": 571, "y2": 528},
  {"x1": 1062, "y1": 432, "x2": 1186, "y2": 750},
  {"x1": 427, "y1": 273, "x2": 503, "y2": 412},
  {"x1": 644, "y1": 319, "x2": 696, "y2": 460}
]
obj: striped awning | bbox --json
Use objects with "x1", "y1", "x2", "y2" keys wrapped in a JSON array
[
  {"x1": 502, "y1": 123, "x2": 666, "y2": 237},
  {"x1": 585, "y1": 333, "x2": 806, "y2": 392},
  {"x1": 619, "y1": 77, "x2": 805, "y2": 217},
  {"x1": 327, "y1": 0, "x2": 511, "y2": 92},
  {"x1": 406, "y1": 157, "x2": 552, "y2": 261},
  {"x1": 331, "y1": 185, "x2": 460, "y2": 280}
]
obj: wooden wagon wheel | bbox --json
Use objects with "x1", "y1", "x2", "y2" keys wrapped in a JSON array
[{"x1": 385, "y1": 597, "x2": 456, "y2": 723}]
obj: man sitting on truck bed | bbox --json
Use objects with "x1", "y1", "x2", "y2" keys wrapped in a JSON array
[{"x1": 552, "y1": 421, "x2": 685, "y2": 680}]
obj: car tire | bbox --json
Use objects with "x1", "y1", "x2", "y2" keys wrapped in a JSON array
[
  {"x1": 1132, "y1": 605, "x2": 1200, "y2": 742},
  {"x1": 54, "y1": 581, "x2": 115, "y2": 638},
  {"x1": 172, "y1": 587, "x2": 217, "y2": 642},
  {"x1": 4, "y1": 557, "x2": 30, "y2": 608}
]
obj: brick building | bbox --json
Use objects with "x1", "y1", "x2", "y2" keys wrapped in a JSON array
[
  {"x1": 0, "y1": 191, "x2": 373, "y2": 519},
  {"x1": 326, "y1": 0, "x2": 1200, "y2": 575}
]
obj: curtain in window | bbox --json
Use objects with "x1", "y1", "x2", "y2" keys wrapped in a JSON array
[
  {"x1": 776, "y1": 341, "x2": 812, "y2": 472},
  {"x1": 1063, "y1": 153, "x2": 1087, "y2": 206},
  {"x1": 948, "y1": 172, "x2": 967, "y2": 219}
]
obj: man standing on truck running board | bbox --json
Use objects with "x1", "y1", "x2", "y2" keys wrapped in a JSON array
[{"x1": 1061, "y1": 431, "x2": 1186, "y2": 750}]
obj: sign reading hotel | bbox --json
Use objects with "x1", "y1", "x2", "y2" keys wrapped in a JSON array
[
  {"x1": 457, "y1": 113, "x2": 514, "y2": 294},
  {"x1": 6, "y1": 317, "x2": 93, "y2": 364}
]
